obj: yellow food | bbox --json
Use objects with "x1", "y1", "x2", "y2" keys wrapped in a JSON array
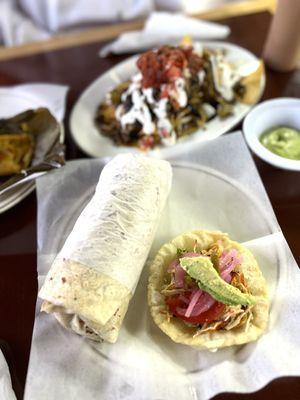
[{"x1": 0, "y1": 133, "x2": 34, "y2": 176}]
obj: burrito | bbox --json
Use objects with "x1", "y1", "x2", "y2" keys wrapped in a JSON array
[
  {"x1": 148, "y1": 230, "x2": 269, "y2": 349},
  {"x1": 39, "y1": 154, "x2": 172, "y2": 343}
]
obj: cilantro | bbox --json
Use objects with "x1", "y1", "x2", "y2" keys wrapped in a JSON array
[{"x1": 176, "y1": 248, "x2": 187, "y2": 258}]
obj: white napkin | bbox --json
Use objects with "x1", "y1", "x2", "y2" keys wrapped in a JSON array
[
  {"x1": 0, "y1": 0, "x2": 49, "y2": 46},
  {"x1": 0, "y1": 350, "x2": 16, "y2": 400},
  {"x1": 19, "y1": 0, "x2": 153, "y2": 32},
  {"x1": 25, "y1": 132, "x2": 300, "y2": 400},
  {"x1": 100, "y1": 12, "x2": 230, "y2": 56},
  {"x1": 0, "y1": 83, "x2": 69, "y2": 122}
]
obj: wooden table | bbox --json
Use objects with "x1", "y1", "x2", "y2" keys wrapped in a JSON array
[{"x1": 0, "y1": 11, "x2": 299, "y2": 400}]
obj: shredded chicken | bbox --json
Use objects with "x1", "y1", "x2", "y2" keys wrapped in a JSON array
[
  {"x1": 193, "y1": 321, "x2": 225, "y2": 336},
  {"x1": 161, "y1": 288, "x2": 188, "y2": 296}
]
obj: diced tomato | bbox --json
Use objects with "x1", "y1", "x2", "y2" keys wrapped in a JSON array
[
  {"x1": 179, "y1": 302, "x2": 225, "y2": 324},
  {"x1": 160, "y1": 129, "x2": 170, "y2": 138},
  {"x1": 138, "y1": 135, "x2": 155, "y2": 151},
  {"x1": 165, "y1": 295, "x2": 182, "y2": 310},
  {"x1": 166, "y1": 65, "x2": 182, "y2": 80},
  {"x1": 166, "y1": 294, "x2": 225, "y2": 325},
  {"x1": 136, "y1": 45, "x2": 203, "y2": 90},
  {"x1": 137, "y1": 46, "x2": 186, "y2": 89},
  {"x1": 160, "y1": 86, "x2": 169, "y2": 99}
]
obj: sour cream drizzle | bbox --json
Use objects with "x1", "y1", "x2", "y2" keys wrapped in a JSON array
[
  {"x1": 115, "y1": 51, "x2": 243, "y2": 142},
  {"x1": 210, "y1": 52, "x2": 240, "y2": 102},
  {"x1": 153, "y1": 98, "x2": 176, "y2": 145},
  {"x1": 116, "y1": 74, "x2": 184, "y2": 140},
  {"x1": 117, "y1": 80, "x2": 155, "y2": 135},
  {"x1": 170, "y1": 78, "x2": 188, "y2": 108}
]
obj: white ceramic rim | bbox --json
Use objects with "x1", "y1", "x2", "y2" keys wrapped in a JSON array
[{"x1": 243, "y1": 97, "x2": 300, "y2": 171}]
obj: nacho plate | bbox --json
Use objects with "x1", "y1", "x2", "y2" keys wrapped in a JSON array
[{"x1": 70, "y1": 41, "x2": 265, "y2": 158}]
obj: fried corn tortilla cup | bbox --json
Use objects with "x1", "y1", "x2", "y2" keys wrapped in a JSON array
[{"x1": 148, "y1": 230, "x2": 269, "y2": 350}]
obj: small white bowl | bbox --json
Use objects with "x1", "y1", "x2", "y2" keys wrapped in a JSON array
[{"x1": 243, "y1": 98, "x2": 300, "y2": 171}]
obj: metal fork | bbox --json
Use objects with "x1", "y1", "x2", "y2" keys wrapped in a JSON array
[{"x1": 0, "y1": 143, "x2": 65, "y2": 196}]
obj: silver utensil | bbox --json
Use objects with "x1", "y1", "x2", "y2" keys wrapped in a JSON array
[{"x1": 0, "y1": 143, "x2": 65, "y2": 196}]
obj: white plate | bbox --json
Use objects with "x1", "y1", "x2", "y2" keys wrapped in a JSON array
[
  {"x1": 70, "y1": 41, "x2": 265, "y2": 158},
  {"x1": 26, "y1": 160, "x2": 284, "y2": 400},
  {"x1": 243, "y1": 97, "x2": 300, "y2": 171},
  {"x1": 0, "y1": 89, "x2": 64, "y2": 213},
  {"x1": 56, "y1": 163, "x2": 281, "y2": 364}
]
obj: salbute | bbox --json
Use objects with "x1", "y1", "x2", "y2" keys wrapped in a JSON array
[{"x1": 148, "y1": 230, "x2": 269, "y2": 349}]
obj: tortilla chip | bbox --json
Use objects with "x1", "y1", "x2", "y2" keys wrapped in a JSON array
[
  {"x1": 238, "y1": 60, "x2": 265, "y2": 105},
  {"x1": 180, "y1": 35, "x2": 193, "y2": 47},
  {"x1": 148, "y1": 230, "x2": 269, "y2": 350}
]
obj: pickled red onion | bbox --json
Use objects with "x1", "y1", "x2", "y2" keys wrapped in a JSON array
[
  {"x1": 222, "y1": 273, "x2": 232, "y2": 283},
  {"x1": 167, "y1": 259, "x2": 178, "y2": 272},
  {"x1": 185, "y1": 290, "x2": 202, "y2": 317},
  {"x1": 169, "y1": 252, "x2": 200, "y2": 288},
  {"x1": 168, "y1": 249, "x2": 242, "y2": 319},
  {"x1": 174, "y1": 264, "x2": 185, "y2": 288},
  {"x1": 220, "y1": 249, "x2": 239, "y2": 270},
  {"x1": 189, "y1": 292, "x2": 216, "y2": 316},
  {"x1": 220, "y1": 249, "x2": 242, "y2": 282}
]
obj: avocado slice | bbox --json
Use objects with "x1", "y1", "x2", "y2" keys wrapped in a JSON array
[{"x1": 180, "y1": 256, "x2": 256, "y2": 306}]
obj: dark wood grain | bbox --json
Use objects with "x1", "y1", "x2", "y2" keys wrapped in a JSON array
[{"x1": 0, "y1": 11, "x2": 299, "y2": 399}]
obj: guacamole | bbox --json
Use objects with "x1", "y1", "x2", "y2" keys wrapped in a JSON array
[{"x1": 260, "y1": 126, "x2": 300, "y2": 160}]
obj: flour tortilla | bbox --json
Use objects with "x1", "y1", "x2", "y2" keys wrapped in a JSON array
[
  {"x1": 148, "y1": 230, "x2": 269, "y2": 349},
  {"x1": 41, "y1": 259, "x2": 132, "y2": 343},
  {"x1": 39, "y1": 154, "x2": 172, "y2": 343}
]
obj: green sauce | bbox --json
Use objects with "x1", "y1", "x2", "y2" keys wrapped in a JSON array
[{"x1": 260, "y1": 126, "x2": 300, "y2": 160}]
